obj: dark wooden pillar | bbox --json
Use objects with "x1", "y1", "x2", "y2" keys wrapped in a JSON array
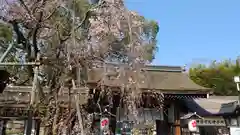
[
  {"x1": 156, "y1": 100, "x2": 170, "y2": 135},
  {"x1": 174, "y1": 100, "x2": 181, "y2": 135},
  {"x1": 24, "y1": 119, "x2": 39, "y2": 135},
  {"x1": 156, "y1": 120, "x2": 168, "y2": 135},
  {"x1": 110, "y1": 94, "x2": 120, "y2": 134},
  {"x1": 25, "y1": 110, "x2": 33, "y2": 135},
  {"x1": 35, "y1": 119, "x2": 41, "y2": 135},
  {"x1": 0, "y1": 120, "x2": 6, "y2": 135}
]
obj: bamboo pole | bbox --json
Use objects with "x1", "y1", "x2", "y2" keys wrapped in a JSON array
[
  {"x1": 0, "y1": 43, "x2": 14, "y2": 62},
  {"x1": 70, "y1": 0, "x2": 85, "y2": 134},
  {"x1": 30, "y1": 54, "x2": 40, "y2": 105}
]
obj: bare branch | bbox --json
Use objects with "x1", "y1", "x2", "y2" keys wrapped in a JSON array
[
  {"x1": 18, "y1": 0, "x2": 35, "y2": 20},
  {"x1": 0, "y1": 15, "x2": 9, "y2": 22},
  {"x1": 74, "y1": 1, "x2": 104, "y2": 31},
  {"x1": 32, "y1": 12, "x2": 43, "y2": 58},
  {"x1": 43, "y1": 7, "x2": 59, "y2": 21}
]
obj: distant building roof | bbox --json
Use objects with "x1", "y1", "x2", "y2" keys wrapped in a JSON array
[
  {"x1": 184, "y1": 96, "x2": 239, "y2": 116},
  {"x1": 87, "y1": 65, "x2": 211, "y2": 93},
  {"x1": 180, "y1": 112, "x2": 203, "y2": 120}
]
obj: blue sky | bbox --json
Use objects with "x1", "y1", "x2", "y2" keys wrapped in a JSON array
[{"x1": 125, "y1": 0, "x2": 240, "y2": 67}]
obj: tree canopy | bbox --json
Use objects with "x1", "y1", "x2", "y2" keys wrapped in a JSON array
[
  {"x1": 0, "y1": 0, "x2": 159, "y2": 84},
  {"x1": 0, "y1": 0, "x2": 160, "y2": 134},
  {"x1": 189, "y1": 59, "x2": 240, "y2": 96}
]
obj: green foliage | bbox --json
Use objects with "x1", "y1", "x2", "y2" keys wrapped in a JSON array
[
  {"x1": 70, "y1": 0, "x2": 91, "y2": 19},
  {"x1": 143, "y1": 20, "x2": 159, "y2": 40},
  {"x1": 189, "y1": 59, "x2": 240, "y2": 95},
  {"x1": 102, "y1": 17, "x2": 159, "y2": 63},
  {"x1": 142, "y1": 19, "x2": 159, "y2": 62},
  {"x1": 6, "y1": 129, "x2": 24, "y2": 135},
  {"x1": 0, "y1": 23, "x2": 13, "y2": 54},
  {"x1": 0, "y1": 23, "x2": 29, "y2": 84},
  {"x1": 0, "y1": 23, "x2": 12, "y2": 42},
  {"x1": 50, "y1": 7, "x2": 73, "y2": 38}
]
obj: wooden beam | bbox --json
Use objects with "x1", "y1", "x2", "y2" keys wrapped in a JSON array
[
  {"x1": 0, "y1": 104, "x2": 28, "y2": 108},
  {"x1": 0, "y1": 62, "x2": 41, "y2": 66}
]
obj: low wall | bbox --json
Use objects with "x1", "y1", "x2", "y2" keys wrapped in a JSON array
[{"x1": 0, "y1": 86, "x2": 89, "y2": 107}]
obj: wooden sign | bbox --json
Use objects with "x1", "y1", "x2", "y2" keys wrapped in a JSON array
[{"x1": 196, "y1": 118, "x2": 226, "y2": 126}]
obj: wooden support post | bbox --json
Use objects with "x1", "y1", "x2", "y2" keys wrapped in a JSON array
[
  {"x1": 75, "y1": 94, "x2": 84, "y2": 135},
  {"x1": 36, "y1": 119, "x2": 41, "y2": 135},
  {"x1": 0, "y1": 120, "x2": 6, "y2": 135},
  {"x1": 72, "y1": 80, "x2": 85, "y2": 135},
  {"x1": 26, "y1": 54, "x2": 40, "y2": 135},
  {"x1": 174, "y1": 102, "x2": 181, "y2": 135},
  {"x1": 25, "y1": 110, "x2": 33, "y2": 135}
]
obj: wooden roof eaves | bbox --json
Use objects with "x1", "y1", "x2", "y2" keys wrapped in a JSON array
[
  {"x1": 4, "y1": 86, "x2": 89, "y2": 94},
  {"x1": 142, "y1": 89, "x2": 211, "y2": 94},
  {"x1": 87, "y1": 83, "x2": 212, "y2": 94},
  {"x1": 4, "y1": 85, "x2": 212, "y2": 95},
  {"x1": 144, "y1": 69, "x2": 182, "y2": 72},
  {"x1": 144, "y1": 65, "x2": 184, "y2": 72}
]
